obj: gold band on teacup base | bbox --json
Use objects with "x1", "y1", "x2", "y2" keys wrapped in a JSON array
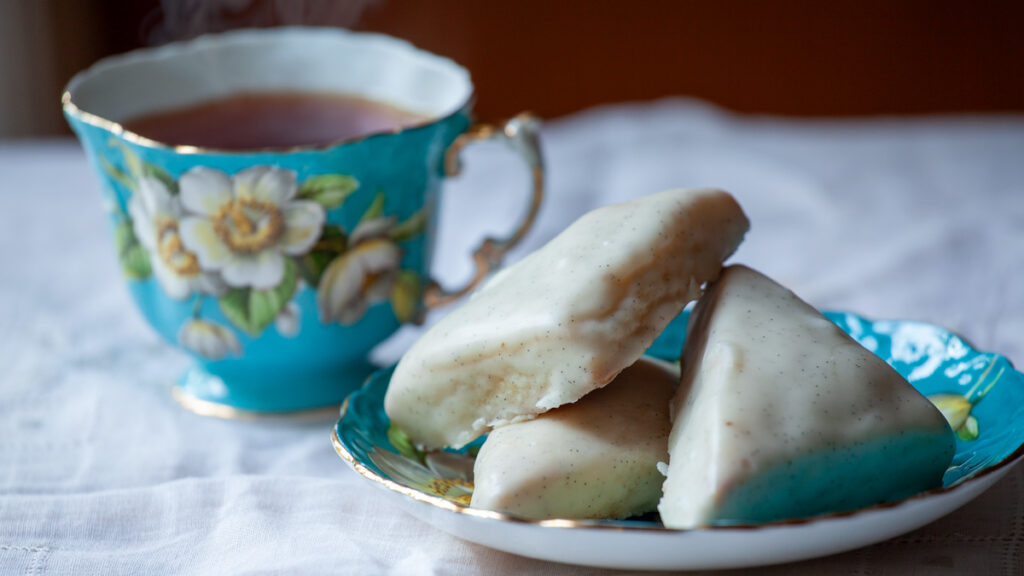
[{"x1": 171, "y1": 384, "x2": 340, "y2": 422}]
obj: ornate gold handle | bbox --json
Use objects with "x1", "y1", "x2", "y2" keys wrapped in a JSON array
[{"x1": 424, "y1": 113, "x2": 545, "y2": 309}]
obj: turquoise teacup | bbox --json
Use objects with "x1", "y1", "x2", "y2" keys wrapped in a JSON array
[{"x1": 63, "y1": 28, "x2": 543, "y2": 416}]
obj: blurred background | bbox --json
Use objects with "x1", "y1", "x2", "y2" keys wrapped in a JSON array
[{"x1": 2, "y1": 0, "x2": 1022, "y2": 138}]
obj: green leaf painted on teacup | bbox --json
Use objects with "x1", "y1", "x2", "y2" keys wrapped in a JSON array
[
  {"x1": 103, "y1": 140, "x2": 175, "y2": 195},
  {"x1": 387, "y1": 422, "x2": 426, "y2": 465},
  {"x1": 297, "y1": 251, "x2": 334, "y2": 287},
  {"x1": 113, "y1": 220, "x2": 152, "y2": 280},
  {"x1": 391, "y1": 270, "x2": 422, "y2": 324},
  {"x1": 107, "y1": 139, "x2": 146, "y2": 181},
  {"x1": 316, "y1": 224, "x2": 349, "y2": 253},
  {"x1": 390, "y1": 208, "x2": 428, "y2": 243},
  {"x1": 100, "y1": 156, "x2": 136, "y2": 192},
  {"x1": 219, "y1": 259, "x2": 298, "y2": 336},
  {"x1": 145, "y1": 163, "x2": 179, "y2": 194},
  {"x1": 298, "y1": 174, "x2": 359, "y2": 209},
  {"x1": 956, "y1": 415, "x2": 980, "y2": 442},
  {"x1": 297, "y1": 225, "x2": 348, "y2": 285},
  {"x1": 360, "y1": 192, "x2": 386, "y2": 223},
  {"x1": 113, "y1": 220, "x2": 135, "y2": 254},
  {"x1": 121, "y1": 244, "x2": 153, "y2": 280},
  {"x1": 219, "y1": 290, "x2": 252, "y2": 334}
]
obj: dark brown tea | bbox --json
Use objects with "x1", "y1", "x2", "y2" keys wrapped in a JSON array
[{"x1": 123, "y1": 92, "x2": 430, "y2": 150}]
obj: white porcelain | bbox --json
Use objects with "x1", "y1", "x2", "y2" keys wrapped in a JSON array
[{"x1": 366, "y1": 464, "x2": 1011, "y2": 570}]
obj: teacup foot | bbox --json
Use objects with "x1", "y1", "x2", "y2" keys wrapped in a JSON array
[
  {"x1": 171, "y1": 384, "x2": 341, "y2": 421},
  {"x1": 172, "y1": 364, "x2": 374, "y2": 421}
]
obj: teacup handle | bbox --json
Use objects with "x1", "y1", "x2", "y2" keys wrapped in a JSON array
[{"x1": 423, "y1": 113, "x2": 545, "y2": 309}]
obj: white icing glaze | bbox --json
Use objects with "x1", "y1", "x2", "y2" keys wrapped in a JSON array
[
  {"x1": 658, "y1": 265, "x2": 954, "y2": 528},
  {"x1": 471, "y1": 358, "x2": 678, "y2": 519},
  {"x1": 384, "y1": 188, "x2": 749, "y2": 449}
]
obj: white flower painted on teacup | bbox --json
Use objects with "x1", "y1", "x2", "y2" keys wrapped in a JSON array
[
  {"x1": 178, "y1": 166, "x2": 326, "y2": 290},
  {"x1": 128, "y1": 175, "x2": 226, "y2": 300},
  {"x1": 275, "y1": 302, "x2": 301, "y2": 337},
  {"x1": 318, "y1": 217, "x2": 402, "y2": 324},
  {"x1": 178, "y1": 319, "x2": 241, "y2": 360}
]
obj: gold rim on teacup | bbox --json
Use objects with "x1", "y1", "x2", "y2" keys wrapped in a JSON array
[{"x1": 61, "y1": 27, "x2": 476, "y2": 156}]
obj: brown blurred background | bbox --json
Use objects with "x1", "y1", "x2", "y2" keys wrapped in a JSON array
[{"x1": 3, "y1": 0, "x2": 1022, "y2": 137}]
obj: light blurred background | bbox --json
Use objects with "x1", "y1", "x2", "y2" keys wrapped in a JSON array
[{"x1": 2, "y1": 0, "x2": 1022, "y2": 138}]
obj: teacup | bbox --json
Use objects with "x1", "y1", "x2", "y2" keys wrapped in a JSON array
[{"x1": 63, "y1": 27, "x2": 543, "y2": 416}]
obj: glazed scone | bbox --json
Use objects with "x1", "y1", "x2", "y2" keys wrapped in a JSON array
[
  {"x1": 385, "y1": 188, "x2": 749, "y2": 449},
  {"x1": 658, "y1": 265, "x2": 955, "y2": 528},
  {"x1": 471, "y1": 357, "x2": 677, "y2": 519}
]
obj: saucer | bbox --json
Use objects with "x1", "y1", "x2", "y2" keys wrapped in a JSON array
[{"x1": 332, "y1": 311, "x2": 1024, "y2": 570}]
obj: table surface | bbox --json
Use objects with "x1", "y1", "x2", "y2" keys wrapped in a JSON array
[{"x1": 2, "y1": 99, "x2": 1022, "y2": 575}]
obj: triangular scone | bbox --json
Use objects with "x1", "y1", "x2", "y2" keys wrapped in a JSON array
[
  {"x1": 386, "y1": 188, "x2": 749, "y2": 449},
  {"x1": 659, "y1": 265, "x2": 955, "y2": 528},
  {"x1": 471, "y1": 357, "x2": 677, "y2": 520}
]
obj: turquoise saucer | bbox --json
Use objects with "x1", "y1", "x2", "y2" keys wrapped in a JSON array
[{"x1": 332, "y1": 311, "x2": 1024, "y2": 569}]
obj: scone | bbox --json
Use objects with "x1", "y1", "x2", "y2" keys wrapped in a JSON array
[
  {"x1": 658, "y1": 265, "x2": 955, "y2": 528},
  {"x1": 471, "y1": 357, "x2": 677, "y2": 520},
  {"x1": 385, "y1": 188, "x2": 749, "y2": 449}
]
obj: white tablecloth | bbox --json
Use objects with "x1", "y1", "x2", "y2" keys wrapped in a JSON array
[{"x1": 2, "y1": 100, "x2": 1022, "y2": 575}]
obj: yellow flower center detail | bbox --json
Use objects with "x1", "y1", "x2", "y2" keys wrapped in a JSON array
[
  {"x1": 155, "y1": 218, "x2": 201, "y2": 276},
  {"x1": 427, "y1": 478, "x2": 473, "y2": 505},
  {"x1": 213, "y1": 198, "x2": 283, "y2": 254}
]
